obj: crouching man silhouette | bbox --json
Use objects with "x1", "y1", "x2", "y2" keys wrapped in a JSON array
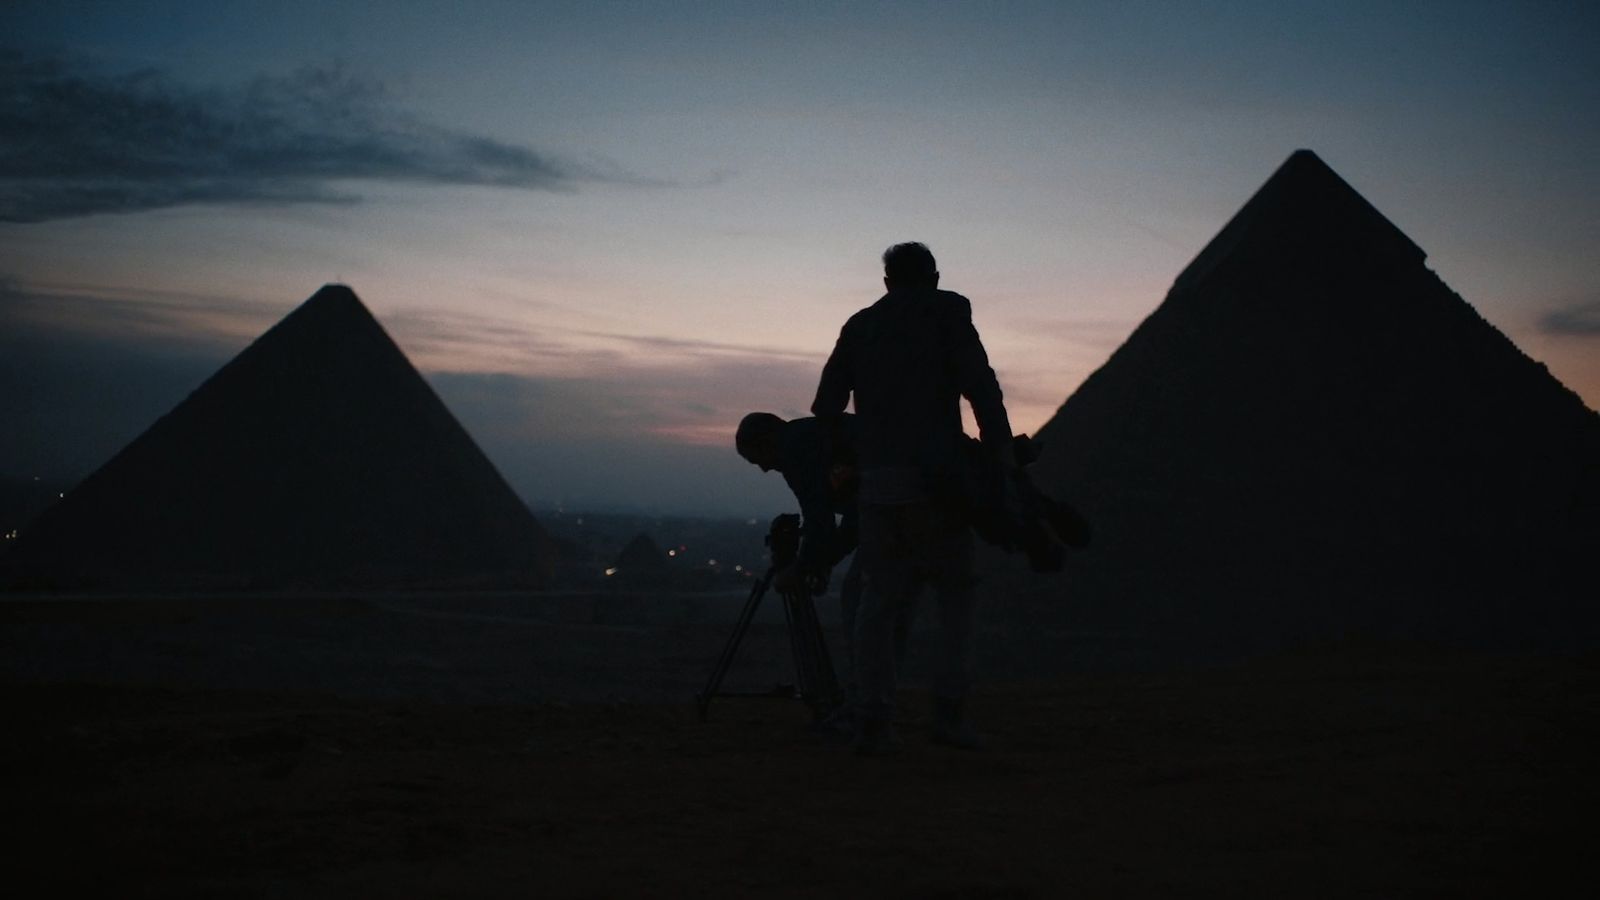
[{"x1": 735, "y1": 411, "x2": 911, "y2": 732}]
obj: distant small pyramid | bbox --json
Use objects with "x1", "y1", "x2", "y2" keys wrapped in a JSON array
[
  {"x1": 615, "y1": 533, "x2": 669, "y2": 574},
  {"x1": 1027, "y1": 150, "x2": 1598, "y2": 644},
  {"x1": 10, "y1": 285, "x2": 552, "y2": 588}
]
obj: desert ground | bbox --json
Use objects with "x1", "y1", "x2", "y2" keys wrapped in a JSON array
[{"x1": 2, "y1": 592, "x2": 1595, "y2": 897}]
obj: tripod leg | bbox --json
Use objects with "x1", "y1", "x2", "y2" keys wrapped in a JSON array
[
  {"x1": 786, "y1": 588, "x2": 843, "y2": 720},
  {"x1": 697, "y1": 572, "x2": 772, "y2": 720},
  {"x1": 803, "y1": 595, "x2": 843, "y2": 712},
  {"x1": 806, "y1": 596, "x2": 843, "y2": 713},
  {"x1": 781, "y1": 590, "x2": 810, "y2": 702}
]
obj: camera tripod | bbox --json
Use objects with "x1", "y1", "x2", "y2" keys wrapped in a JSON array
[{"x1": 696, "y1": 514, "x2": 843, "y2": 722}]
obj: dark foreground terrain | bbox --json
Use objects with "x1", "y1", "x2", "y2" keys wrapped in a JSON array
[{"x1": 3, "y1": 603, "x2": 1594, "y2": 897}]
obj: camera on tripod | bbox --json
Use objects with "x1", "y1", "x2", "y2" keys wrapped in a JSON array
[
  {"x1": 765, "y1": 513, "x2": 801, "y2": 571},
  {"x1": 765, "y1": 512, "x2": 830, "y2": 597},
  {"x1": 696, "y1": 511, "x2": 842, "y2": 721}
]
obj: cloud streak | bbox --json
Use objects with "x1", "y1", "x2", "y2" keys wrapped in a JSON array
[
  {"x1": 0, "y1": 52, "x2": 620, "y2": 222},
  {"x1": 380, "y1": 306, "x2": 830, "y2": 448},
  {"x1": 1540, "y1": 298, "x2": 1600, "y2": 336},
  {"x1": 0, "y1": 278, "x2": 810, "y2": 513},
  {"x1": 4, "y1": 274, "x2": 1087, "y2": 457},
  {"x1": 3, "y1": 275, "x2": 826, "y2": 438},
  {"x1": 0, "y1": 277, "x2": 275, "y2": 348},
  {"x1": 0, "y1": 278, "x2": 1103, "y2": 510}
]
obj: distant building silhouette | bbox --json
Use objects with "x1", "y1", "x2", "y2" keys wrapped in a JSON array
[
  {"x1": 8, "y1": 285, "x2": 552, "y2": 589},
  {"x1": 1027, "y1": 150, "x2": 1599, "y2": 646}
]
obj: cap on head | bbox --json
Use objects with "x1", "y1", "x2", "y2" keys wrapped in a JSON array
[{"x1": 882, "y1": 242, "x2": 939, "y2": 289}]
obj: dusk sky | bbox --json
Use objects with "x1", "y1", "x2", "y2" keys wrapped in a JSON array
[{"x1": 3, "y1": 1, "x2": 1597, "y2": 516}]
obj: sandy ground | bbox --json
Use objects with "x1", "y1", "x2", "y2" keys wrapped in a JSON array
[{"x1": 2, "y1": 595, "x2": 1596, "y2": 897}]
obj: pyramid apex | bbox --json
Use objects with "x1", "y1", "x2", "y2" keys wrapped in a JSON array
[
  {"x1": 305, "y1": 283, "x2": 362, "y2": 307},
  {"x1": 1276, "y1": 149, "x2": 1345, "y2": 185},
  {"x1": 1172, "y1": 150, "x2": 1423, "y2": 293},
  {"x1": 275, "y1": 284, "x2": 377, "y2": 334}
]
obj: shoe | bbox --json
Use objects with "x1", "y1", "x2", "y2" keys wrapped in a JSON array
[
  {"x1": 930, "y1": 698, "x2": 986, "y2": 751},
  {"x1": 811, "y1": 706, "x2": 857, "y2": 740},
  {"x1": 852, "y1": 718, "x2": 904, "y2": 757}
]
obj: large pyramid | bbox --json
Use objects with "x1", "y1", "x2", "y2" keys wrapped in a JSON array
[
  {"x1": 9, "y1": 285, "x2": 552, "y2": 589},
  {"x1": 1026, "y1": 150, "x2": 1599, "y2": 646}
]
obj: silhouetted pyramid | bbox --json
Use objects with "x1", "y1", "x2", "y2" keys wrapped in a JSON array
[
  {"x1": 10, "y1": 285, "x2": 552, "y2": 588},
  {"x1": 1028, "y1": 150, "x2": 1598, "y2": 646}
]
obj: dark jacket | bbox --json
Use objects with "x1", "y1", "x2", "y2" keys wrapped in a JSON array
[
  {"x1": 811, "y1": 288, "x2": 1012, "y2": 495},
  {"x1": 777, "y1": 414, "x2": 860, "y2": 572}
]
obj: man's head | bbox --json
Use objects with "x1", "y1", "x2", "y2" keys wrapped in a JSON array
[
  {"x1": 735, "y1": 412, "x2": 786, "y2": 472},
  {"x1": 882, "y1": 242, "x2": 939, "y2": 292}
]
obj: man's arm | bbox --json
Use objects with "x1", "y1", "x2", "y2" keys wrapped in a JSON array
[
  {"x1": 779, "y1": 423, "x2": 840, "y2": 577},
  {"x1": 811, "y1": 324, "x2": 854, "y2": 416},
  {"x1": 945, "y1": 293, "x2": 1014, "y2": 455},
  {"x1": 784, "y1": 470, "x2": 835, "y2": 564}
]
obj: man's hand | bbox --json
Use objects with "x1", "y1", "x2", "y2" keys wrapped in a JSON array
[
  {"x1": 775, "y1": 563, "x2": 831, "y2": 596},
  {"x1": 989, "y1": 438, "x2": 1019, "y2": 471},
  {"x1": 804, "y1": 567, "x2": 832, "y2": 597}
]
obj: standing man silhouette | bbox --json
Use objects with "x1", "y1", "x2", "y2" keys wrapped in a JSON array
[{"x1": 812, "y1": 242, "x2": 1014, "y2": 754}]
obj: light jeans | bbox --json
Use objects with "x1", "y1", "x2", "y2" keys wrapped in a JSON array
[
  {"x1": 836, "y1": 553, "x2": 915, "y2": 709},
  {"x1": 852, "y1": 500, "x2": 976, "y2": 723}
]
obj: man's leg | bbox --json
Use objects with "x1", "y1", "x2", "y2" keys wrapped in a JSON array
[
  {"x1": 837, "y1": 554, "x2": 863, "y2": 710},
  {"x1": 810, "y1": 554, "x2": 862, "y2": 738},
  {"x1": 853, "y1": 568, "x2": 910, "y2": 724},
  {"x1": 890, "y1": 581, "x2": 917, "y2": 682},
  {"x1": 927, "y1": 520, "x2": 985, "y2": 749},
  {"x1": 852, "y1": 504, "x2": 916, "y2": 754}
]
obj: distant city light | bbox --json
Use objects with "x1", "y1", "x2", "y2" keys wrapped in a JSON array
[
  {"x1": 58, "y1": 492, "x2": 64, "y2": 498},
  {"x1": 707, "y1": 559, "x2": 717, "y2": 566},
  {"x1": 604, "y1": 567, "x2": 617, "y2": 576},
  {"x1": 734, "y1": 565, "x2": 743, "y2": 572},
  {"x1": 667, "y1": 549, "x2": 676, "y2": 557}
]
